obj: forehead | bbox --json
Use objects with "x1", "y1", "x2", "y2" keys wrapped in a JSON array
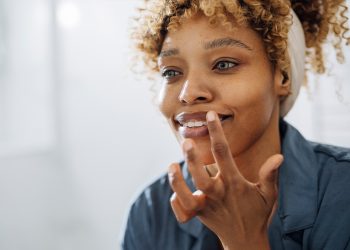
[{"x1": 160, "y1": 14, "x2": 262, "y2": 53}]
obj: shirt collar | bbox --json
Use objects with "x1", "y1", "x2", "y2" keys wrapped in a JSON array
[{"x1": 178, "y1": 120, "x2": 319, "y2": 237}]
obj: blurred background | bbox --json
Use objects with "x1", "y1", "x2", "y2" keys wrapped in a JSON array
[{"x1": 0, "y1": 0, "x2": 349, "y2": 250}]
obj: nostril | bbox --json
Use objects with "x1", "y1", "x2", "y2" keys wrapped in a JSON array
[
  {"x1": 180, "y1": 96, "x2": 207, "y2": 104},
  {"x1": 197, "y1": 96, "x2": 207, "y2": 101}
]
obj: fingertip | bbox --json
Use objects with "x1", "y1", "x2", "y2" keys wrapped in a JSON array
[
  {"x1": 168, "y1": 163, "x2": 180, "y2": 184},
  {"x1": 259, "y1": 155, "x2": 283, "y2": 184},
  {"x1": 265, "y1": 154, "x2": 284, "y2": 172},
  {"x1": 168, "y1": 162, "x2": 180, "y2": 175},
  {"x1": 170, "y1": 195, "x2": 193, "y2": 223},
  {"x1": 170, "y1": 192, "x2": 177, "y2": 203},
  {"x1": 272, "y1": 154, "x2": 284, "y2": 169},
  {"x1": 206, "y1": 110, "x2": 217, "y2": 122}
]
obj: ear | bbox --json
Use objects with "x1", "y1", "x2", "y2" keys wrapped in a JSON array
[{"x1": 273, "y1": 66, "x2": 291, "y2": 100}]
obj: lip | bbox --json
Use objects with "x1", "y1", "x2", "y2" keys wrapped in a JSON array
[
  {"x1": 175, "y1": 112, "x2": 207, "y2": 125},
  {"x1": 174, "y1": 111, "x2": 233, "y2": 138}
]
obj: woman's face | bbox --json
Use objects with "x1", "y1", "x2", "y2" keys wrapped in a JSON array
[{"x1": 157, "y1": 14, "x2": 285, "y2": 165}]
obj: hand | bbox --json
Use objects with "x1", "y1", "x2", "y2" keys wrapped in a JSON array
[{"x1": 168, "y1": 111, "x2": 283, "y2": 250}]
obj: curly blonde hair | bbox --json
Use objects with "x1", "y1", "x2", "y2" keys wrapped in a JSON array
[{"x1": 131, "y1": 0, "x2": 350, "y2": 79}]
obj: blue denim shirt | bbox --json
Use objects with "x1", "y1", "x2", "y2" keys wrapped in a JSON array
[{"x1": 122, "y1": 121, "x2": 350, "y2": 250}]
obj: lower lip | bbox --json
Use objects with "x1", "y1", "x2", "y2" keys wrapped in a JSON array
[
  {"x1": 178, "y1": 117, "x2": 232, "y2": 138},
  {"x1": 179, "y1": 125, "x2": 209, "y2": 138}
]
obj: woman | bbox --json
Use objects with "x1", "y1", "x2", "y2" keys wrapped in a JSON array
[{"x1": 123, "y1": 0, "x2": 350, "y2": 249}]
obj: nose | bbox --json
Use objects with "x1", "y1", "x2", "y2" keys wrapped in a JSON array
[{"x1": 178, "y1": 75, "x2": 213, "y2": 104}]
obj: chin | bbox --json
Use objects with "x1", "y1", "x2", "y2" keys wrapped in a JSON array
[
  {"x1": 173, "y1": 129, "x2": 216, "y2": 165},
  {"x1": 190, "y1": 137, "x2": 215, "y2": 165}
]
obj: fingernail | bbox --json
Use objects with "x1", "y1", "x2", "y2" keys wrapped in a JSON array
[
  {"x1": 183, "y1": 140, "x2": 193, "y2": 152},
  {"x1": 207, "y1": 111, "x2": 216, "y2": 122}
]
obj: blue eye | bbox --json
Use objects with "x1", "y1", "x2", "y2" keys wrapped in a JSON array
[
  {"x1": 161, "y1": 69, "x2": 181, "y2": 79},
  {"x1": 213, "y1": 60, "x2": 238, "y2": 71}
]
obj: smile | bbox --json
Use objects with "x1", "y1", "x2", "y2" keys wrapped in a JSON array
[
  {"x1": 175, "y1": 112, "x2": 233, "y2": 138},
  {"x1": 181, "y1": 120, "x2": 207, "y2": 128}
]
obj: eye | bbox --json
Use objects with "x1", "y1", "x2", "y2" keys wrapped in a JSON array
[
  {"x1": 213, "y1": 60, "x2": 238, "y2": 71},
  {"x1": 161, "y1": 69, "x2": 182, "y2": 79}
]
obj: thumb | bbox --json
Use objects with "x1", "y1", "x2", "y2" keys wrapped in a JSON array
[{"x1": 258, "y1": 154, "x2": 284, "y2": 205}]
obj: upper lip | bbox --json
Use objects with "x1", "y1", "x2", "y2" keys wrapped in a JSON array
[{"x1": 174, "y1": 112, "x2": 232, "y2": 126}]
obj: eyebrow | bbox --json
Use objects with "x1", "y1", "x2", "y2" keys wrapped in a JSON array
[
  {"x1": 204, "y1": 37, "x2": 253, "y2": 51},
  {"x1": 159, "y1": 37, "x2": 252, "y2": 58},
  {"x1": 159, "y1": 48, "x2": 179, "y2": 58}
]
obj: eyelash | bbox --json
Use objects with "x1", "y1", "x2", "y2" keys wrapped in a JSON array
[
  {"x1": 212, "y1": 60, "x2": 239, "y2": 71},
  {"x1": 161, "y1": 59, "x2": 239, "y2": 80},
  {"x1": 161, "y1": 69, "x2": 182, "y2": 79}
]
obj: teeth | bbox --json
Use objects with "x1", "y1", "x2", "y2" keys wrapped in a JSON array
[
  {"x1": 183, "y1": 121, "x2": 207, "y2": 128},
  {"x1": 195, "y1": 121, "x2": 202, "y2": 127},
  {"x1": 178, "y1": 115, "x2": 231, "y2": 127}
]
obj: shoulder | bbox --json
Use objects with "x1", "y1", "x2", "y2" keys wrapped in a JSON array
[
  {"x1": 309, "y1": 142, "x2": 350, "y2": 188},
  {"x1": 306, "y1": 142, "x2": 350, "y2": 248},
  {"x1": 308, "y1": 142, "x2": 350, "y2": 214},
  {"x1": 310, "y1": 142, "x2": 350, "y2": 163},
  {"x1": 281, "y1": 121, "x2": 350, "y2": 184},
  {"x1": 282, "y1": 120, "x2": 350, "y2": 166},
  {"x1": 308, "y1": 141, "x2": 350, "y2": 190}
]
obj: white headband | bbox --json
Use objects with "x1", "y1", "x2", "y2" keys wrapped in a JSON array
[{"x1": 280, "y1": 10, "x2": 306, "y2": 117}]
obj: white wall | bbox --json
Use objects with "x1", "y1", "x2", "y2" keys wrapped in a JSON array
[
  {"x1": 56, "y1": 1, "x2": 182, "y2": 249},
  {"x1": 0, "y1": 1, "x2": 349, "y2": 250},
  {"x1": 1, "y1": 1, "x2": 182, "y2": 250}
]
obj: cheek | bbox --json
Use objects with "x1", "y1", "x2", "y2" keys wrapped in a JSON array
[
  {"x1": 228, "y1": 69, "x2": 276, "y2": 107},
  {"x1": 158, "y1": 85, "x2": 184, "y2": 145},
  {"x1": 223, "y1": 79, "x2": 276, "y2": 127},
  {"x1": 223, "y1": 83, "x2": 274, "y2": 110},
  {"x1": 237, "y1": 84, "x2": 276, "y2": 123},
  {"x1": 157, "y1": 84, "x2": 179, "y2": 120}
]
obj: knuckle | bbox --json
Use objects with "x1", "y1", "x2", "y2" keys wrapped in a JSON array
[
  {"x1": 183, "y1": 199, "x2": 198, "y2": 212},
  {"x1": 234, "y1": 182, "x2": 248, "y2": 194},
  {"x1": 212, "y1": 142, "x2": 229, "y2": 158}
]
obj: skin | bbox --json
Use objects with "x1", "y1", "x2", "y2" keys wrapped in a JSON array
[{"x1": 157, "y1": 13, "x2": 290, "y2": 249}]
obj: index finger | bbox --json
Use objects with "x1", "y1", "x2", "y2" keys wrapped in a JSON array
[{"x1": 206, "y1": 111, "x2": 243, "y2": 182}]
